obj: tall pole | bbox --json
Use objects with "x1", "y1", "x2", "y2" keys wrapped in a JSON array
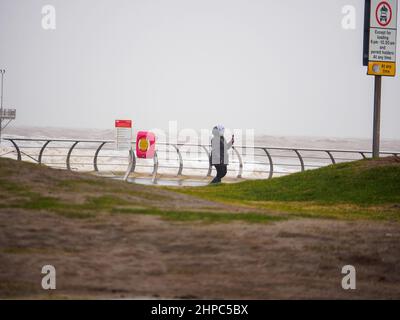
[
  {"x1": 0, "y1": 69, "x2": 4, "y2": 144},
  {"x1": 0, "y1": 70, "x2": 4, "y2": 110},
  {"x1": 372, "y1": 75, "x2": 382, "y2": 158}
]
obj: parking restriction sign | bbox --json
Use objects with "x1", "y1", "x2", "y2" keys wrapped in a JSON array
[
  {"x1": 367, "y1": 0, "x2": 398, "y2": 76},
  {"x1": 115, "y1": 120, "x2": 132, "y2": 150}
]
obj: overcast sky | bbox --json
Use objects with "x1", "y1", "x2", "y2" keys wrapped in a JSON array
[{"x1": 0, "y1": 0, "x2": 399, "y2": 139}]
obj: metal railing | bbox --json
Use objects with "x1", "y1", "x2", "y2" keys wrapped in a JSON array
[{"x1": 1, "y1": 137, "x2": 399, "y2": 184}]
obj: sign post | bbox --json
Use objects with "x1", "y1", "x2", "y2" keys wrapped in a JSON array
[
  {"x1": 0, "y1": 69, "x2": 5, "y2": 144},
  {"x1": 373, "y1": 75, "x2": 382, "y2": 158},
  {"x1": 365, "y1": 0, "x2": 398, "y2": 158}
]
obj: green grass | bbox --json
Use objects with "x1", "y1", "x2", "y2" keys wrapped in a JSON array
[
  {"x1": 112, "y1": 207, "x2": 287, "y2": 224},
  {"x1": 0, "y1": 173, "x2": 282, "y2": 223},
  {"x1": 178, "y1": 160, "x2": 400, "y2": 205},
  {"x1": 2, "y1": 191, "x2": 283, "y2": 223},
  {"x1": 172, "y1": 158, "x2": 400, "y2": 221}
]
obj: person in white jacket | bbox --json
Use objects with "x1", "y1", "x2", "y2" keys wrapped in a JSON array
[{"x1": 210, "y1": 125, "x2": 234, "y2": 184}]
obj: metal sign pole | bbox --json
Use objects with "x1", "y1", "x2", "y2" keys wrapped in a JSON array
[
  {"x1": 372, "y1": 75, "x2": 382, "y2": 158},
  {"x1": 365, "y1": 0, "x2": 398, "y2": 158},
  {"x1": 0, "y1": 70, "x2": 4, "y2": 110},
  {"x1": 0, "y1": 69, "x2": 4, "y2": 144}
]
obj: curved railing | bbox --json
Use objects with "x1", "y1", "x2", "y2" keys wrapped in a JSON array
[{"x1": 1, "y1": 137, "x2": 399, "y2": 184}]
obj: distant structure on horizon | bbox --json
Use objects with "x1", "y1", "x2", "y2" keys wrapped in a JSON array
[{"x1": 0, "y1": 69, "x2": 16, "y2": 143}]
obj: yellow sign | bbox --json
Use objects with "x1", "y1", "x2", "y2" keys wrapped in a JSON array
[
  {"x1": 138, "y1": 138, "x2": 149, "y2": 152},
  {"x1": 367, "y1": 61, "x2": 396, "y2": 76}
]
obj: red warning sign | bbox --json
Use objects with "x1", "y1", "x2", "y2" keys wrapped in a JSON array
[
  {"x1": 115, "y1": 120, "x2": 132, "y2": 128},
  {"x1": 375, "y1": 1, "x2": 393, "y2": 27}
]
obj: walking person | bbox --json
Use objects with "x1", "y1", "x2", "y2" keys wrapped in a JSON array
[{"x1": 210, "y1": 125, "x2": 234, "y2": 184}]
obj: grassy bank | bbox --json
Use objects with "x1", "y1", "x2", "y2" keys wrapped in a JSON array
[
  {"x1": 0, "y1": 157, "x2": 282, "y2": 224},
  {"x1": 172, "y1": 157, "x2": 400, "y2": 221},
  {"x1": 1, "y1": 156, "x2": 399, "y2": 223}
]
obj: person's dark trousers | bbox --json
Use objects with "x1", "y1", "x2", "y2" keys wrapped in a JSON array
[{"x1": 210, "y1": 164, "x2": 227, "y2": 184}]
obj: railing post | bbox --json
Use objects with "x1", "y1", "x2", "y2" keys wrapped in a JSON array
[
  {"x1": 232, "y1": 146, "x2": 243, "y2": 178},
  {"x1": 201, "y1": 145, "x2": 212, "y2": 177},
  {"x1": 66, "y1": 141, "x2": 79, "y2": 171},
  {"x1": 93, "y1": 141, "x2": 107, "y2": 172},
  {"x1": 123, "y1": 148, "x2": 136, "y2": 181},
  {"x1": 293, "y1": 149, "x2": 305, "y2": 172},
  {"x1": 7, "y1": 139, "x2": 21, "y2": 161},
  {"x1": 360, "y1": 152, "x2": 367, "y2": 159},
  {"x1": 326, "y1": 151, "x2": 336, "y2": 164},
  {"x1": 152, "y1": 151, "x2": 159, "y2": 184},
  {"x1": 262, "y1": 148, "x2": 274, "y2": 179},
  {"x1": 38, "y1": 140, "x2": 52, "y2": 164},
  {"x1": 172, "y1": 145, "x2": 183, "y2": 176}
]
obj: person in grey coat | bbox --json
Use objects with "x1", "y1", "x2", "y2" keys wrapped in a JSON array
[{"x1": 210, "y1": 125, "x2": 234, "y2": 184}]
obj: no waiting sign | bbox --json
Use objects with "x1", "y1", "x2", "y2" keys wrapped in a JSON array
[{"x1": 367, "y1": 0, "x2": 398, "y2": 76}]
